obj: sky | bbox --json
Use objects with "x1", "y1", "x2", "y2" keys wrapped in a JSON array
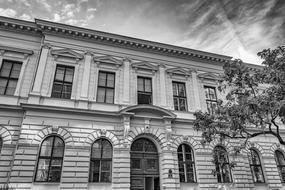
[{"x1": 0, "y1": 0, "x2": 284, "y2": 64}]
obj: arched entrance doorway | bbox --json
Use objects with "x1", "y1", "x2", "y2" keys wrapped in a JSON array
[{"x1": 131, "y1": 138, "x2": 160, "y2": 190}]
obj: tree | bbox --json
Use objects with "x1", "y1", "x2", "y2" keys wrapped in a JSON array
[{"x1": 194, "y1": 46, "x2": 285, "y2": 150}]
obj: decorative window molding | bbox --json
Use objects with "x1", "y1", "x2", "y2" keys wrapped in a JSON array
[
  {"x1": 213, "y1": 146, "x2": 232, "y2": 183},
  {"x1": 275, "y1": 150, "x2": 285, "y2": 183},
  {"x1": 50, "y1": 48, "x2": 84, "y2": 62},
  {"x1": 0, "y1": 45, "x2": 33, "y2": 59},
  {"x1": 197, "y1": 72, "x2": 220, "y2": 83},
  {"x1": 166, "y1": 67, "x2": 190, "y2": 79},
  {"x1": 94, "y1": 55, "x2": 122, "y2": 69},
  {"x1": 131, "y1": 61, "x2": 158, "y2": 74}
]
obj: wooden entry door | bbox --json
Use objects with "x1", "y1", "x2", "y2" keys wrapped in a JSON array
[{"x1": 130, "y1": 138, "x2": 160, "y2": 190}]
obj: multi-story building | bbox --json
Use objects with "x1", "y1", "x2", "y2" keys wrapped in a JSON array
[{"x1": 0, "y1": 16, "x2": 284, "y2": 190}]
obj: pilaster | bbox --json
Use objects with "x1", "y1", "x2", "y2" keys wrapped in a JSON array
[
  {"x1": 80, "y1": 51, "x2": 92, "y2": 99},
  {"x1": 122, "y1": 58, "x2": 131, "y2": 104},
  {"x1": 31, "y1": 43, "x2": 50, "y2": 95},
  {"x1": 192, "y1": 70, "x2": 201, "y2": 110},
  {"x1": 159, "y1": 64, "x2": 167, "y2": 107}
]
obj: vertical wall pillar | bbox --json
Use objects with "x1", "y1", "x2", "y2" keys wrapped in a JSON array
[
  {"x1": 31, "y1": 43, "x2": 50, "y2": 95},
  {"x1": 122, "y1": 58, "x2": 131, "y2": 104},
  {"x1": 159, "y1": 64, "x2": 167, "y2": 107},
  {"x1": 161, "y1": 150, "x2": 180, "y2": 190},
  {"x1": 112, "y1": 147, "x2": 131, "y2": 190},
  {"x1": 80, "y1": 52, "x2": 92, "y2": 99},
  {"x1": 192, "y1": 70, "x2": 201, "y2": 110}
]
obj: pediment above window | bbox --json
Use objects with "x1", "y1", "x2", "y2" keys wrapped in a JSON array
[
  {"x1": 166, "y1": 67, "x2": 191, "y2": 78},
  {"x1": 50, "y1": 48, "x2": 84, "y2": 61},
  {"x1": 131, "y1": 61, "x2": 158, "y2": 73},
  {"x1": 119, "y1": 104, "x2": 176, "y2": 119},
  {"x1": 197, "y1": 72, "x2": 220, "y2": 81},
  {"x1": 0, "y1": 45, "x2": 33, "y2": 59},
  {"x1": 94, "y1": 55, "x2": 123, "y2": 68}
]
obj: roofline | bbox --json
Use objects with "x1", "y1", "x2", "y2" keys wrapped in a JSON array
[{"x1": 0, "y1": 16, "x2": 233, "y2": 63}]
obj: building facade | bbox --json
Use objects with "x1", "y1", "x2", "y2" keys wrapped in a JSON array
[{"x1": 0, "y1": 16, "x2": 284, "y2": 190}]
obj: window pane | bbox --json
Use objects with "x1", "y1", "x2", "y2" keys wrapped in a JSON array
[
  {"x1": 102, "y1": 140, "x2": 112, "y2": 158},
  {"x1": 276, "y1": 151, "x2": 285, "y2": 165},
  {"x1": 172, "y1": 83, "x2": 178, "y2": 96},
  {"x1": 40, "y1": 137, "x2": 54, "y2": 156},
  {"x1": 90, "y1": 161, "x2": 100, "y2": 182},
  {"x1": 52, "y1": 83, "x2": 63, "y2": 98},
  {"x1": 251, "y1": 166, "x2": 264, "y2": 183},
  {"x1": 10, "y1": 63, "x2": 22, "y2": 78},
  {"x1": 144, "y1": 140, "x2": 157, "y2": 152},
  {"x1": 144, "y1": 79, "x2": 151, "y2": 92},
  {"x1": 209, "y1": 88, "x2": 216, "y2": 100},
  {"x1": 179, "y1": 173, "x2": 185, "y2": 182},
  {"x1": 178, "y1": 83, "x2": 186, "y2": 97},
  {"x1": 55, "y1": 67, "x2": 65, "y2": 81},
  {"x1": 92, "y1": 142, "x2": 101, "y2": 158},
  {"x1": 53, "y1": 137, "x2": 64, "y2": 157},
  {"x1": 131, "y1": 159, "x2": 141, "y2": 169},
  {"x1": 0, "y1": 79, "x2": 8, "y2": 94},
  {"x1": 137, "y1": 78, "x2": 144, "y2": 91},
  {"x1": 5, "y1": 80, "x2": 17, "y2": 95},
  {"x1": 48, "y1": 159, "x2": 62, "y2": 182},
  {"x1": 64, "y1": 68, "x2": 74, "y2": 83},
  {"x1": 101, "y1": 160, "x2": 111, "y2": 171},
  {"x1": 173, "y1": 97, "x2": 179, "y2": 110},
  {"x1": 62, "y1": 84, "x2": 72, "y2": 99},
  {"x1": 146, "y1": 159, "x2": 158, "y2": 170},
  {"x1": 0, "y1": 62, "x2": 12, "y2": 77},
  {"x1": 105, "y1": 89, "x2": 114, "y2": 104},
  {"x1": 179, "y1": 98, "x2": 187, "y2": 111},
  {"x1": 36, "y1": 159, "x2": 50, "y2": 182},
  {"x1": 138, "y1": 93, "x2": 151, "y2": 104},
  {"x1": 106, "y1": 73, "x2": 115, "y2": 87},
  {"x1": 97, "y1": 87, "x2": 106, "y2": 102},
  {"x1": 98, "y1": 72, "x2": 107, "y2": 86},
  {"x1": 101, "y1": 172, "x2": 111, "y2": 182}
]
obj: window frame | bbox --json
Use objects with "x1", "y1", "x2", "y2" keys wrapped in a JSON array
[
  {"x1": 0, "y1": 59, "x2": 22, "y2": 96},
  {"x1": 177, "y1": 144, "x2": 196, "y2": 183},
  {"x1": 213, "y1": 146, "x2": 232, "y2": 183},
  {"x1": 51, "y1": 64, "x2": 75, "y2": 99},
  {"x1": 89, "y1": 138, "x2": 113, "y2": 183},
  {"x1": 137, "y1": 76, "x2": 152, "y2": 105},
  {"x1": 275, "y1": 150, "x2": 285, "y2": 183},
  {"x1": 96, "y1": 71, "x2": 115, "y2": 104},
  {"x1": 204, "y1": 86, "x2": 217, "y2": 114},
  {"x1": 249, "y1": 148, "x2": 265, "y2": 183},
  {"x1": 34, "y1": 135, "x2": 65, "y2": 183},
  {"x1": 172, "y1": 81, "x2": 188, "y2": 111},
  {"x1": 0, "y1": 137, "x2": 2, "y2": 154}
]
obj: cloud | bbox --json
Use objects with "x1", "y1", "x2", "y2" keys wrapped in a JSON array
[
  {"x1": 0, "y1": 8, "x2": 17, "y2": 17},
  {"x1": 19, "y1": 13, "x2": 33, "y2": 21},
  {"x1": 53, "y1": 13, "x2": 61, "y2": 22},
  {"x1": 87, "y1": 8, "x2": 97, "y2": 12}
]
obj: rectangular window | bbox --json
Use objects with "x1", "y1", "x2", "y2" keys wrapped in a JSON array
[
  {"x1": 51, "y1": 65, "x2": 74, "y2": 99},
  {"x1": 204, "y1": 86, "x2": 217, "y2": 114},
  {"x1": 137, "y1": 77, "x2": 152, "y2": 104},
  {"x1": 0, "y1": 60, "x2": 22, "y2": 95},
  {"x1": 172, "y1": 82, "x2": 187, "y2": 111},
  {"x1": 96, "y1": 71, "x2": 115, "y2": 104}
]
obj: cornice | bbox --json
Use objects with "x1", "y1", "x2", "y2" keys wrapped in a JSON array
[
  {"x1": 0, "y1": 16, "x2": 233, "y2": 64},
  {"x1": 0, "y1": 16, "x2": 40, "y2": 35}
]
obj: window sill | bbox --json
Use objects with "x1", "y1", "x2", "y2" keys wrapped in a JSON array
[
  {"x1": 33, "y1": 182, "x2": 60, "y2": 185},
  {"x1": 88, "y1": 182, "x2": 112, "y2": 184}
]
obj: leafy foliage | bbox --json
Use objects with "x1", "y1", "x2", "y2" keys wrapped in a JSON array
[{"x1": 194, "y1": 46, "x2": 285, "y2": 148}]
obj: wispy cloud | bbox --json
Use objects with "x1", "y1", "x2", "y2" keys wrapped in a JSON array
[{"x1": 0, "y1": 8, "x2": 17, "y2": 17}]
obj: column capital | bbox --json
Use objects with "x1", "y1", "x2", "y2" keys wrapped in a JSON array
[{"x1": 42, "y1": 43, "x2": 51, "y2": 49}]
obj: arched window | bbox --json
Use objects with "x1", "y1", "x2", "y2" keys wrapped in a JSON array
[
  {"x1": 249, "y1": 149, "x2": 265, "y2": 183},
  {"x1": 213, "y1": 146, "x2": 232, "y2": 183},
  {"x1": 275, "y1": 150, "x2": 285, "y2": 182},
  {"x1": 35, "y1": 136, "x2": 64, "y2": 182},
  {"x1": 89, "y1": 138, "x2": 112, "y2": 182},
  {"x1": 177, "y1": 144, "x2": 196, "y2": 182}
]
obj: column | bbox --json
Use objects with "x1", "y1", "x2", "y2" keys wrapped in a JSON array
[
  {"x1": 122, "y1": 58, "x2": 131, "y2": 104},
  {"x1": 159, "y1": 64, "x2": 167, "y2": 107},
  {"x1": 32, "y1": 43, "x2": 50, "y2": 95},
  {"x1": 192, "y1": 70, "x2": 201, "y2": 110},
  {"x1": 80, "y1": 52, "x2": 92, "y2": 99},
  {"x1": 14, "y1": 54, "x2": 29, "y2": 96}
]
